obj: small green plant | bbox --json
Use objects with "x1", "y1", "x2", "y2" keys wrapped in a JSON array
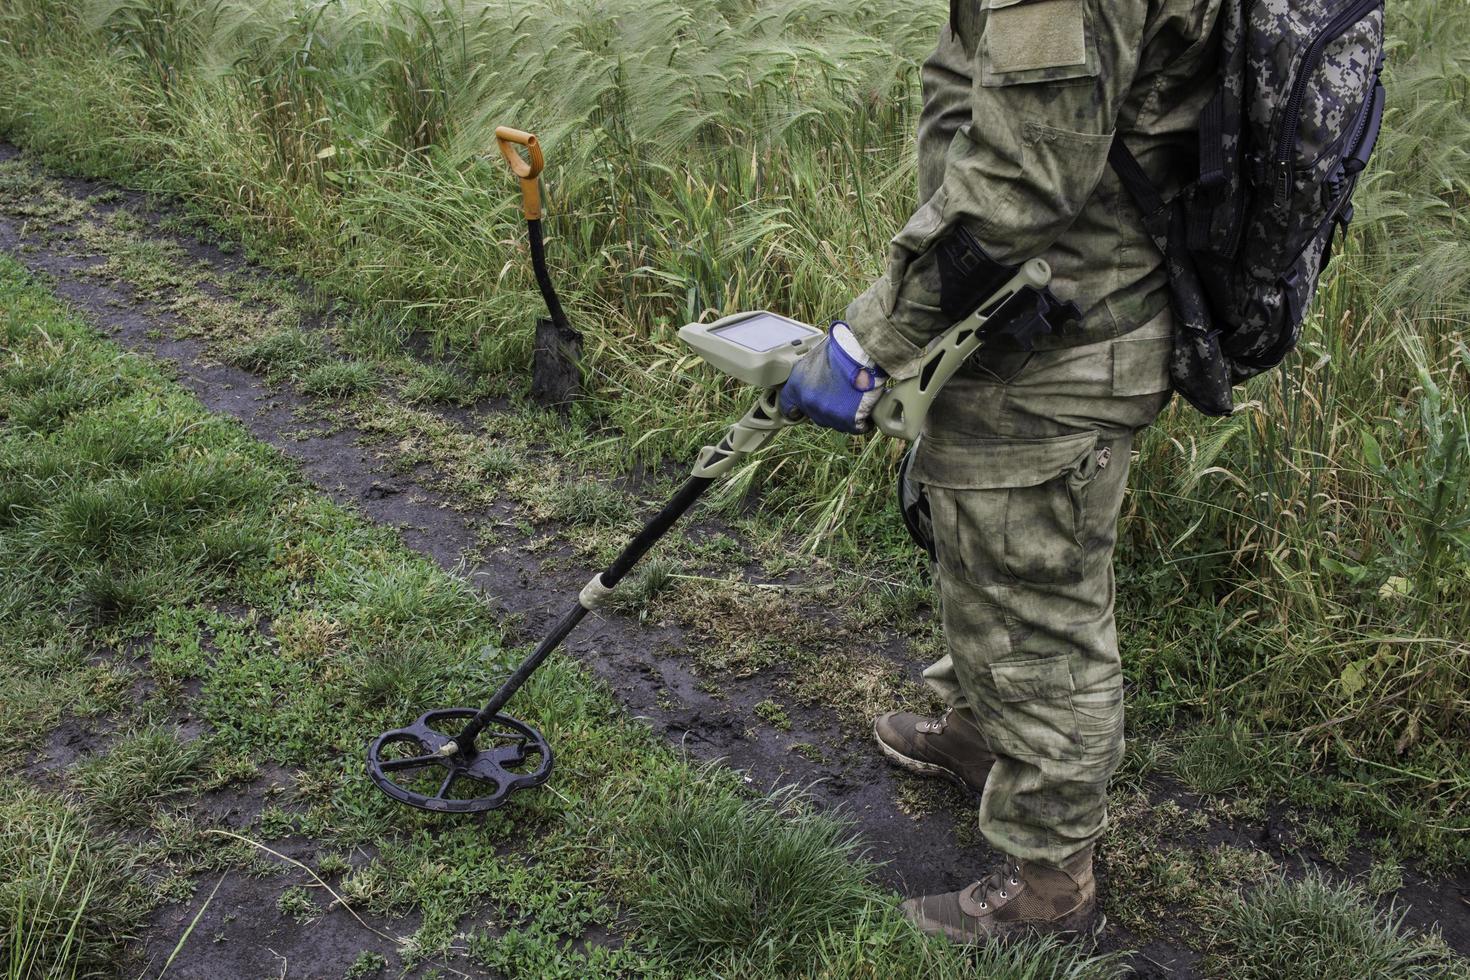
[
  {"x1": 1299, "y1": 813, "x2": 1359, "y2": 868},
  {"x1": 1170, "y1": 720, "x2": 1277, "y2": 796},
  {"x1": 344, "y1": 950, "x2": 388, "y2": 978},
  {"x1": 316, "y1": 853, "x2": 352, "y2": 878},
  {"x1": 1366, "y1": 859, "x2": 1406, "y2": 897},
  {"x1": 275, "y1": 884, "x2": 319, "y2": 923},
  {"x1": 345, "y1": 643, "x2": 449, "y2": 709},
  {"x1": 627, "y1": 779, "x2": 874, "y2": 975},
  {"x1": 754, "y1": 698, "x2": 792, "y2": 731}
]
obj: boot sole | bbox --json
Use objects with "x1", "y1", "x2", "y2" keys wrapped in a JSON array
[{"x1": 872, "y1": 720, "x2": 980, "y2": 794}]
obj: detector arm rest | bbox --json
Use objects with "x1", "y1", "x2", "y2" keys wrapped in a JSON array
[{"x1": 869, "y1": 259, "x2": 1055, "y2": 441}]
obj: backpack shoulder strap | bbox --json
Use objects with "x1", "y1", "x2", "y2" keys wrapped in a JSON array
[{"x1": 1108, "y1": 135, "x2": 1171, "y2": 253}]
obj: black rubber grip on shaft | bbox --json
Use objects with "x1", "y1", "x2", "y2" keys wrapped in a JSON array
[
  {"x1": 453, "y1": 475, "x2": 714, "y2": 748},
  {"x1": 601, "y1": 476, "x2": 713, "y2": 587}
]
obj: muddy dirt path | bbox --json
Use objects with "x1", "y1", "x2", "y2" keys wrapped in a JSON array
[{"x1": 3, "y1": 145, "x2": 1465, "y2": 976}]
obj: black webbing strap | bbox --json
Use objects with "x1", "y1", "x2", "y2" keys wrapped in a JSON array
[
  {"x1": 1197, "y1": 93, "x2": 1227, "y2": 188},
  {"x1": 1108, "y1": 136, "x2": 1171, "y2": 252}
]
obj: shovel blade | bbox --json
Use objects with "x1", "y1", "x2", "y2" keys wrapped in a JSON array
[{"x1": 530, "y1": 316, "x2": 582, "y2": 409}]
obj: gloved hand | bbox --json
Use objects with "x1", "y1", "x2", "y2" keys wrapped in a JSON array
[{"x1": 778, "y1": 321, "x2": 888, "y2": 434}]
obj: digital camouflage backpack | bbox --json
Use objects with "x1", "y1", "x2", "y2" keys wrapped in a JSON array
[{"x1": 1110, "y1": 0, "x2": 1387, "y2": 415}]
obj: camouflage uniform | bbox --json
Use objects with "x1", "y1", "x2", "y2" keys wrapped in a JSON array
[{"x1": 849, "y1": 0, "x2": 1223, "y2": 867}]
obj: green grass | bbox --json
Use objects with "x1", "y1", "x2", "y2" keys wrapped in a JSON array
[
  {"x1": 1, "y1": 787, "x2": 152, "y2": 980},
  {"x1": 70, "y1": 725, "x2": 209, "y2": 822},
  {"x1": 298, "y1": 360, "x2": 378, "y2": 397},
  {"x1": 628, "y1": 782, "x2": 875, "y2": 973},
  {"x1": 223, "y1": 328, "x2": 326, "y2": 378}
]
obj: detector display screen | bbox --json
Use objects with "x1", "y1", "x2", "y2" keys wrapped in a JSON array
[{"x1": 709, "y1": 313, "x2": 817, "y2": 352}]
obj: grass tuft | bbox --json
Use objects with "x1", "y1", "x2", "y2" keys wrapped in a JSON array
[
  {"x1": 628, "y1": 780, "x2": 874, "y2": 974},
  {"x1": 0, "y1": 785, "x2": 151, "y2": 978},
  {"x1": 1202, "y1": 871, "x2": 1459, "y2": 980},
  {"x1": 71, "y1": 725, "x2": 208, "y2": 822},
  {"x1": 223, "y1": 329, "x2": 326, "y2": 378},
  {"x1": 298, "y1": 360, "x2": 378, "y2": 398},
  {"x1": 543, "y1": 479, "x2": 635, "y2": 528}
]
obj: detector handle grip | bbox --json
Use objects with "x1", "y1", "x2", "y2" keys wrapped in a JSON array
[
  {"x1": 868, "y1": 259, "x2": 1053, "y2": 441},
  {"x1": 495, "y1": 126, "x2": 545, "y2": 220},
  {"x1": 691, "y1": 388, "x2": 798, "y2": 479}
]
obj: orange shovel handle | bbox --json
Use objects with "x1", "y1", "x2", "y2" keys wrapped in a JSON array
[{"x1": 495, "y1": 126, "x2": 545, "y2": 220}]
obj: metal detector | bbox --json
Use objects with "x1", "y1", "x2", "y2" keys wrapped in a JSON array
[{"x1": 365, "y1": 128, "x2": 1062, "y2": 814}]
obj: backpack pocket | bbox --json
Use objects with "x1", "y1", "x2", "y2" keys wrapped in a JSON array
[{"x1": 1263, "y1": 0, "x2": 1385, "y2": 203}]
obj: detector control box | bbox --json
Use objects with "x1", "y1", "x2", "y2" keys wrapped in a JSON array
[{"x1": 678, "y1": 311, "x2": 824, "y2": 388}]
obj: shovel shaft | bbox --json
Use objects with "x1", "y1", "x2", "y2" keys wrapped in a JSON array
[{"x1": 527, "y1": 218, "x2": 572, "y2": 334}]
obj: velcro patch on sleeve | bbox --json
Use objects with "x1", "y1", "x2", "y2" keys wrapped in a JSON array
[{"x1": 985, "y1": 0, "x2": 1088, "y2": 74}]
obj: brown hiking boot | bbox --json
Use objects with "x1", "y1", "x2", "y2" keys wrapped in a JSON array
[
  {"x1": 901, "y1": 849, "x2": 1098, "y2": 944},
  {"x1": 873, "y1": 708, "x2": 995, "y2": 794}
]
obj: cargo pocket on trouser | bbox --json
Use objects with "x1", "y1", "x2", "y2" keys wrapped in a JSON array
[
  {"x1": 911, "y1": 427, "x2": 1105, "y2": 587},
  {"x1": 990, "y1": 655, "x2": 1082, "y2": 761}
]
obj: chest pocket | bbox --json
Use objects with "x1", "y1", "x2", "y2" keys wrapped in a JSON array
[{"x1": 979, "y1": 0, "x2": 1100, "y2": 87}]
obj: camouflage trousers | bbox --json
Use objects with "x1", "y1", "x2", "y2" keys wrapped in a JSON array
[{"x1": 909, "y1": 312, "x2": 1174, "y2": 868}]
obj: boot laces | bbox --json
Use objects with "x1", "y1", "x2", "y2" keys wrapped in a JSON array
[{"x1": 972, "y1": 858, "x2": 1023, "y2": 912}]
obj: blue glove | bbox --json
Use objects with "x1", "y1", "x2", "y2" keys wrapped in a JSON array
[{"x1": 778, "y1": 322, "x2": 888, "y2": 434}]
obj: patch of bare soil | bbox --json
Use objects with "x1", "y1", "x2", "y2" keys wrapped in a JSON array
[{"x1": 2, "y1": 144, "x2": 1465, "y2": 977}]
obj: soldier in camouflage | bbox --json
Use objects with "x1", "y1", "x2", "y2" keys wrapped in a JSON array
[{"x1": 779, "y1": 0, "x2": 1225, "y2": 943}]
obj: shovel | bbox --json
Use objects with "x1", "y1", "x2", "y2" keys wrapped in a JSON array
[{"x1": 495, "y1": 126, "x2": 582, "y2": 408}]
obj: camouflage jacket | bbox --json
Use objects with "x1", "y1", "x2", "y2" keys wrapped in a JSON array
[{"x1": 847, "y1": 0, "x2": 1224, "y2": 377}]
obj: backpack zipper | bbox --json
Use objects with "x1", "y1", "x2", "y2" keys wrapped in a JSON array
[{"x1": 1273, "y1": 0, "x2": 1381, "y2": 207}]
